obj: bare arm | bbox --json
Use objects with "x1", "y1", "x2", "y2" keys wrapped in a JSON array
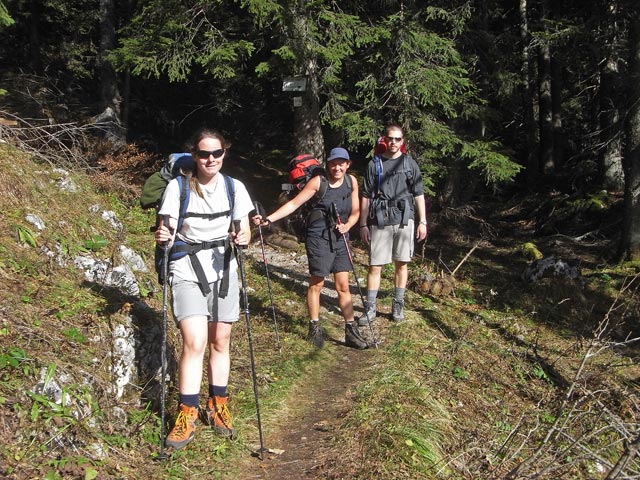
[
  {"x1": 359, "y1": 196, "x2": 371, "y2": 243},
  {"x1": 252, "y1": 176, "x2": 321, "y2": 226},
  {"x1": 414, "y1": 194, "x2": 427, "y2": 241}
]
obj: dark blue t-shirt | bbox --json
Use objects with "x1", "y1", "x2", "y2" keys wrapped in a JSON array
[{"x1": 306, "y1": 177, "x2": 353, "y2": 239}]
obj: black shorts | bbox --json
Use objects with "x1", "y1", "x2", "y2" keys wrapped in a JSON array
[{"x1": 305, "y1": 235, "x2": 352, "y2": 277}]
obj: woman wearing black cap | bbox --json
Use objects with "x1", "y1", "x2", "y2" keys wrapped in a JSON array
[{"x1": 253, "y1": 147, "x2": 369, "y2": 349}]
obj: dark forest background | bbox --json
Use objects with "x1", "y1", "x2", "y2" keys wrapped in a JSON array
[{"x1": 1, "y1": 0, "x2": 639, "y2": 258}]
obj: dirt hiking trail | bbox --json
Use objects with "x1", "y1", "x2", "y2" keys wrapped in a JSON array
[{"x1": 229, "y1": 240, "x2": 383, "y2": 479}]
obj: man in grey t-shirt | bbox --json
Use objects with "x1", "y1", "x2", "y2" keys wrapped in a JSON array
[{"x1": 358, "y1": 124, "x2": 428, "y2": 323}]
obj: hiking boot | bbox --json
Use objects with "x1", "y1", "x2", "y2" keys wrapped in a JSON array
[
  {"x1": 344, "y1": 323, "x2": 369, "y2": 350},
  {"x1": 165, "y1": 403, "x2": 198, "y2": 449},
  {"x1": 307, "y1": 321, "x2": 324, "y2": 348},
  {"x1": 206, "y1": 395, "x2": 237, "y2": 439},
  {"x1": 357, "y1": 302, "x2": 376, "y2": 326},
  {"x1": 391, "y1": 299, "x2": 405, "y2": 322}
]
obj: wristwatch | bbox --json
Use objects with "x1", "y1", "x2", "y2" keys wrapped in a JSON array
[{"x1": 419, "y1": 221, "x2": 427, "y2": 225}]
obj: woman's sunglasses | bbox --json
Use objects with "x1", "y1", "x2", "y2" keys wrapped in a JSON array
[{"x1": 196, "y1": 148, "x2": 226, "y2": 159}]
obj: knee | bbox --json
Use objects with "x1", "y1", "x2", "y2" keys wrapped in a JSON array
[
  {"x1": 183, "y1": 337, "x2": 208, "y2": 356},
  {"x1": 335, "y1": 281, "x2": 350, "y2": 295}
]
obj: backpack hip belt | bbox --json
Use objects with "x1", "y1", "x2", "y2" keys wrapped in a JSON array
[
  {"x1": 171, "y1": 237, "x2": 233, "y2": 297},
  {"x1": 398, "y1": 197, "x2": 412, "y2": 227},
  {"x1": 369, "y1": 196, "x2": 413, "y2": 228}
]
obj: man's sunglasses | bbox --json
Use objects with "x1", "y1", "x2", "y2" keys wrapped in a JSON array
[
  {"x1": 196, "y1": 148, "x2": 226, "y2": 159},
  {"x1": 386, "y1": 136, "x2": 403, "y2": 142}
]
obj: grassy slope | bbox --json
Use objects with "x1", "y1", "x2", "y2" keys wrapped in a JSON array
[{"x1": 0, "y1": 144, "x2": 638, "y2": 479}]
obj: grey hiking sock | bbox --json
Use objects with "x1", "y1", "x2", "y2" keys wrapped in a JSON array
[
  {"x1": 394, "y1": 287, "x2": 406, "y2": 302},
  {"x1": 366, "y1": 290, "x2": 378, "y2": 305}
]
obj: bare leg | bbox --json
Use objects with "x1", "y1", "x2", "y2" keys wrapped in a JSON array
[
  {"x1": 307, "y1": 275, "x2": 324, "y2": 320},
  {"x1": 394, "y1": 261, "x2": 408, "y2": 289},
  {"x1": 334, "y1": 271, "x2": 354, "y2": 322},
  {"x1": 207, "y1": 321, "x2": 233, "y2": 387},
  {"x1": 178, "y1": 315, "x2": 209, "y2": 394}
]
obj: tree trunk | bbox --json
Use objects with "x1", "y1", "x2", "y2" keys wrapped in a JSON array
[
  {"x1": 619, "y1": 16, "x2": 640, "y2": 260},
  {"x1": 441, "y1": 157, "x2": 462, "y2": 207},
  {"x1": 476, "y1": 0, "x2": 489, "y2": 139},
  {"x1": 98, "y1": 0, "x2": 125, "y2": 143},
  {"x1": 551, "y1": 54, "x2": 564, "y2": 169},
  {"x1": 290, "y1": 10, "x2": 324, "y2": 160},
  {"x1": 520, "y1": 0, "x2": 538, "y2": 181},
  {"x1": 28, "y1": 0, "x2": 41, "y2": 72},
  {"x1": 293, "y1": 56, "x2": 324, "y2": 160},
  {"x1": 600, "y1": 0, "x2": 625, "y2": 192},
  {"x1": 538, "y1": 41, "x2": 554, "y2": 175}
]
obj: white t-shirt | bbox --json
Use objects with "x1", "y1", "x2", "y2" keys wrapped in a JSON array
[{"x1": 158, "y1": 174, "x2": 253, "y2": 284}]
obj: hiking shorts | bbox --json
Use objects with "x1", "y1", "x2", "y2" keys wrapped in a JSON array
[
  {"x1": 305, "y1": 235, "x2": 352, "y2": 277},
  {"x1": 170, "y1": 274, "x2": 240, "y2": 324},
  {"x1": 369, "y1": 220, "x2": 414, "y2": 265}
]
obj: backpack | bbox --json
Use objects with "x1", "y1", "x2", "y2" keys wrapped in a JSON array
[
  {"x1": 141, "y1": 153, "x2": 236, "y2": 295},
  {"x1": 281, "y1": 154, "x2": 326, "y2": 197},
  {"x1": 140, "y1": 153, "x2": 196, "y2": 210},
  {"x1": 281, "y1": 153, "x2": 352, "y2": 239},
  {"x1": 370, "y1": 138, "x2": 416, "y2": 227}
]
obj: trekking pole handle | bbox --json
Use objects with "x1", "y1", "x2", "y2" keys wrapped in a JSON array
[
  {"x1": 331, "y1": 202, "x2": 346, "y2": 231},
  {"x1": 161, "y1": 215, "x2": 174, "y2": 249},
  {"x1": 233, "y1": 219, "x2": 247, "y2": 250},
  {"x1": 331, "y1": 202, "x2": 340, "y2": 223},
  {"x1": 254, "y1": 201, "x2": 266, "y2": 217}
]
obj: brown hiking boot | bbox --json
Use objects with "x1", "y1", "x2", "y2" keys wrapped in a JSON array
[
  {"x1": 206, "y1": 395, "x2": 237, "y2": 439},
  {"x1": 165, "y1": 403, "x2": 198, "y2": 449}
]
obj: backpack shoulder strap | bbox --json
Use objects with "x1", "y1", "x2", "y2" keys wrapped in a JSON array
[
  {"x1": 345, "y1": 173, "x2": 353, "y2": 191},
  {"x1": 223, "y1": 174, "x2": 235, "y2": 212},
  {"x1": 313, "y1": 175, "x2": 329, "y2": 205},
  {"x1": 374, "y1": 155, "x2": 383, "y2": 195},
  {"x1": 223, "y1": 174, "x2": 236, "y2": 230},
  {"x1": 403, "y1": 154, "x2": 416, "y2": 194},
  {"x1": 176, "y1": 175, "x2": 190, "y2": 231}
]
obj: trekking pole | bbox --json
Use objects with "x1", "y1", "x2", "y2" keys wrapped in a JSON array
[
  {"x1": 155, "y1": 217, "x2": 172, "y2": 461},
  {"x1": 233, "y1": 220, "x2": 267, "y2": 460},
  {"x1": 254, "y1": 201, "x2": 281, "y2": 352},
  {"x1": 331, "y1": 203, "x2": 379, "y2": 348}
]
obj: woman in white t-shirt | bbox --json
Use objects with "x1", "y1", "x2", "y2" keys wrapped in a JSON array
[{"x1": 155, "y1": 128, "x2": 253, "y2": 450}]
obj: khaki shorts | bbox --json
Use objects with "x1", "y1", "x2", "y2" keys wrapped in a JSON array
[
  {"x1": 170, "y1": 274, "x2": 240, "y2": 324},
  {"x1": 369, "y1": 220, "x2": 414, "y2": 265}
]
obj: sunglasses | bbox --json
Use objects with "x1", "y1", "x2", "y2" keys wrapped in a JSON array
[
  {"x1": 386, "y1": 136, "x2": 403, "y2": 143},
  {"x1": 196, "y1": 148, "x2": 225, "y2": 159}
]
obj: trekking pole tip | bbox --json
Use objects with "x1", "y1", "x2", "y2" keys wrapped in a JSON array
[
  {"x1": 251, "y1": 446, "x2": 270, "y2": 460},
  {"x1": 152, "y1": 451, "x2": 171, "y2": 462}
]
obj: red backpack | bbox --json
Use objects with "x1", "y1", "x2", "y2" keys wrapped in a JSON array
[{"x1": 284, "y1": 154, "x2": 325, "y2": 192}]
